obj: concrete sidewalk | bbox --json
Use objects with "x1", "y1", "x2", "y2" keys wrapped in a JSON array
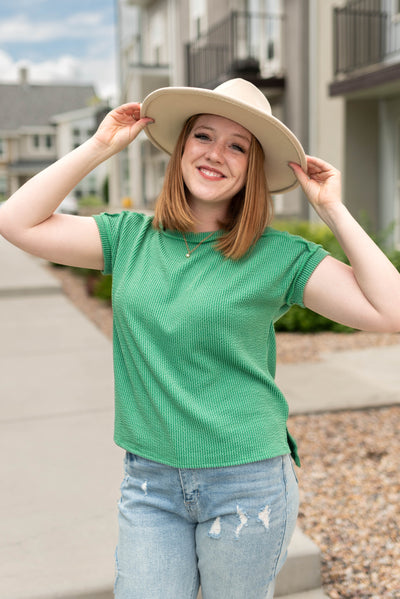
[
  {"x1": 0, "y1": 237, "x2": 121, "y2": 599},
  {"x1": 277, "y1": 341, "x2": 400, "y2": 414},
  {"x1": 1, "y1": 236, "x2": 399, "y2": 599}
]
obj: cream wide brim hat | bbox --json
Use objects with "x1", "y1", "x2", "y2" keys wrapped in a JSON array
[{"x1": 140, "y1": 78, "x2": 307, "y2": 194}]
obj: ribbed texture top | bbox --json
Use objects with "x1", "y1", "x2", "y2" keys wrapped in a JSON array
[{"x1": 93, "y1": 211, "x2": 329, "y2": 468}]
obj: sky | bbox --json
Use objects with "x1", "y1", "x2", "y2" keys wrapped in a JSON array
[{"x1": 0, "y1": 0, "x2": 118, "y2": 102}]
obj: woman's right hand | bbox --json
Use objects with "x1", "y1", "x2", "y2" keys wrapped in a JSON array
[{"x1": 93, "y1": 103, "x2": 154, "y2": 154}]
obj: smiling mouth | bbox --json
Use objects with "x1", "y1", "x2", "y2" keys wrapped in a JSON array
[{"x1": 197, "y1": 167, "x2": 226, "y2": 179}]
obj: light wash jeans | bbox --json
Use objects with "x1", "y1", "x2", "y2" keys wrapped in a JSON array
[{"x1": 114, "y1": 452, "x2": 299, "y2": 599}]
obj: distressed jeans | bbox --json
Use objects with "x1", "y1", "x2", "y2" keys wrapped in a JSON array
[{"x1": 114, "y1": 452, "x2": 299, "y2": 599}]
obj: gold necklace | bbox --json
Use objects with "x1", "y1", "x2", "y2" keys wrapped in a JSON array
[{"x1": 182, "y1": 231, "x2": 215, "y2": 258}]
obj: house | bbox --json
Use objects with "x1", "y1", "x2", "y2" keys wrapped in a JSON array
[
  {"x1": 329, "y1": 0, "x2": 400, "y2": 247},
  {"x1": 0, "y1": 68, "x2": 108, "y2": 205},
  {"x1": 52, "y1": 106, "x2": 110, "y2": 203},
  {"x1": 114, "y1": 0, "x2": 343, "y2": 223}
]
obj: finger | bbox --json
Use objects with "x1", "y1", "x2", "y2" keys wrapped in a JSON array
[
  {"x1": 288, "y1": 161, "x2": 310, "y2": 188},
  {"x1": 306, "y1": 155, "x2": 332, "y2": 169},
  {"x1": 116, "y1": 102, "x2": 141, "y2": 112},
  {"x1": 134, "y1": 116, "x2": 154, "y2": 132},
  {"x1": 306, "y1": 155, "x2": 339, "y2": 177}
]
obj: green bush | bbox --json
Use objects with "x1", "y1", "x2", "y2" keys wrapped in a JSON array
[
  {"x1": 93, "y1": 274, "x2": 112, "y2": 302},
  {"x1": 387, "y1": 249, "x2": 400, "y2": 272},
  {"x1": 79, "y1": 194, "x2": 105, "y2": 207},
  {"x1": 70, "y1": 267, "x2": 112, "y2": 302},
  {"x1": 60, "y1": 265, "x2": 112, "y2": 302}
]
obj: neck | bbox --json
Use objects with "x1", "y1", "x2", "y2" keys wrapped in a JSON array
[{"x1": 189, "y1": 200, "x2": 228, "y2": 232}]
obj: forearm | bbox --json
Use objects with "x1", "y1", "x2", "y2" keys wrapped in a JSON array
[
  {"x1": 321, "y1": 203, "x2": 400, "y2": 327},
  {"x1": 0, "y1": 137, "x2": 112, "y2": 237}
]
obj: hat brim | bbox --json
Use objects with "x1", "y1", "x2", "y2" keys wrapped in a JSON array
[{"x1": 141, "y1": 86, "x2": 306, "y2": 194}]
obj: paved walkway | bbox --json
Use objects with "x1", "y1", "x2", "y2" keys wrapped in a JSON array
[
  {"x1": 1, "y1": 236, "x2": 399, "y2": 599},
  {"x1": 277, "y1": 343, "x2": 400, "y2": 414},
  {"x1": 0, "y1": 237, "x2": 120, "y2": 599}
]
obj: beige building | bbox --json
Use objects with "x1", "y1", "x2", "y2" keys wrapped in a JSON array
[
  {"x1": 114, "y1": 0, "x2": 344, "y2": 225},
  {"x1": 0, "y1": 69, "x2": 109, "y2": 206},
  {"x1": 329, "y1": 0, "x2": 400, "y2": 247}
]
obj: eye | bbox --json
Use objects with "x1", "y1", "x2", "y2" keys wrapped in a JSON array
[
  {"x1": 231, "y1": 143, "x2": 246, "y2": 153},
  {"x1": 194, "y1": 132, "x2": 211, "y2": 141}
]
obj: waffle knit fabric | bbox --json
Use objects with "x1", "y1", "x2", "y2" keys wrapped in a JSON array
[{"x1": 93, "y1": 211, "x2": 329, "y2": 468}]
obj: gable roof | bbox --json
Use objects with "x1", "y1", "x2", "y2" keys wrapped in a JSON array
[{"x1": 0, "y1": 82, "x2": 97, "y2": 131}]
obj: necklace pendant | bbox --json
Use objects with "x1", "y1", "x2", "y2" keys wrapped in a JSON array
[{"x1": 185, "y1": 252, "x2": 191, "y2": 258}]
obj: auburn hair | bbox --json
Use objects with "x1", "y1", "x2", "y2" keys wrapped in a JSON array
[{"x1": 153, "y1": 114, "x2": 273, "y2": 260}]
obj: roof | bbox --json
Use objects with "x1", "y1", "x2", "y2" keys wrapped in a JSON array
[{"x1": 0, "y1": 82, "x2": 97, "y2": 131}]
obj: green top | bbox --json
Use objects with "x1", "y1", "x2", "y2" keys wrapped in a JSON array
[{"x1": 93, "y1": 211, "x2": 329, "y2": 468}]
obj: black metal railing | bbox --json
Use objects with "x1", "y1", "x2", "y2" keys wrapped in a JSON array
[
  {"x1": 333, "y1": 0, "x2": 400, "y2": 76},
  {"x1": 186, "y1": 11, "x2": 284, "y2": 88}
]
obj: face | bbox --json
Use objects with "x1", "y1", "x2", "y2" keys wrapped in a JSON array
[{"x1": 181, "y1": 114, "x2": 252, "y2": 214}]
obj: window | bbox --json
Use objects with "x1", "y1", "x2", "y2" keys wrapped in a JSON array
[
  {"x1": 190, "y1": 0, "x2": 206, "y2": 39},
  {"x1": 150, "y1": 12, "x2": 165, "y2": 64},
  {"x1": 245, "y1": 0, "x2": 283, "y2": 77},
  {"x1": 31, "y1": 133, "x2": 54, "y2": 152},
  {"x1": 87, "y1": 174, "x2": 97, "y2": 196},
  {"x1": 154, "y1": 46, "x2": 161, "y2": 65}
]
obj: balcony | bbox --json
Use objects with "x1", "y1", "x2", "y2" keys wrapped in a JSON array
[
  {"x1": 333, "y1": 0, "x2": 400, "y2": 77},
  {"x1": 186, "y1": 11, "x2": 285, "y2": 89}
]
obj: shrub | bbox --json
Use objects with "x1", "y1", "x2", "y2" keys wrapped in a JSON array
[
  {"x1": 93, "y1": 274, "x2": 112, "y2": 302},
  {"x1": 79, "y1": 194, "x2": 105, "y2": 207}
]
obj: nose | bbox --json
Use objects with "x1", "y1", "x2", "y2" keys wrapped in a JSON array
[{"x1": 205, "y1": 141, "x2": 224, "y2": 163}]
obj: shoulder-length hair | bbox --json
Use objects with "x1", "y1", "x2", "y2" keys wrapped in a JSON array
[{"x1": 153, "y1": 114, "x2": 273, "y2": 260}]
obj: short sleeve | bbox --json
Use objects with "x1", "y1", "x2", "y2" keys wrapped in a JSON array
[
  {"x1": 92, "y1": 211, "x2": 153, "y2": 275},
  {"x1": 286, "y1": 243, "x2": 329, "y2": 307}
]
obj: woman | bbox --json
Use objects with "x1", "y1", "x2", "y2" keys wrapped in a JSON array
[{"x1": 1, "y1": 79, "x2": 399, "y2": 599}]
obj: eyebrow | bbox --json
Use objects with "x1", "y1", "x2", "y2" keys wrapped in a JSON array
[{"x1": 193, "y1": 125, "x2": 252, "y2": 144}]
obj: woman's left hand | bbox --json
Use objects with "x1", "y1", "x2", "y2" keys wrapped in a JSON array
[{"x1": 289, "y1": 156, "x2": 342, "y2": 217}]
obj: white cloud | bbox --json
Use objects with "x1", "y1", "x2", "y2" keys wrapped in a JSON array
[
  {"x1": 0, "y1": 7, "x2": 117, "y2": 103},
  {"x1": 0, "y1": 12, "x2": 113, "y2": 43},
  {"x1": 77, "y1": 55, "x2": 118, "y2": 103},
  {"x1": 0, "y1": 49, "x2": 118, "y2": 103},
  {"x1": 27, "y1": 56, "x2": 81, "y2": 81},
  {"x1": 0, "y1": 49, "x2": 16, "y2": 79}
]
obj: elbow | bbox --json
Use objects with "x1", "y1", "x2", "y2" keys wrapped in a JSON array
[
  {"x1": 0, "y1": 215, "x2": 15, "y2": 243},
  {"x1": 0, "y1": 204, "x2": 27, "y2": 245},
  {"x1": 0, "y1": 215, "x2": 26, "y2": 250}
]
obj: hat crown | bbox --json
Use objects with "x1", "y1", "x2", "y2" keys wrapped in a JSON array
[{"x1": 213, "y1": 78, "x2": 272, "y2": 116}]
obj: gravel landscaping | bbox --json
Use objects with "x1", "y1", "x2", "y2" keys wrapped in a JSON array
[{"x1": 289, "y1": 408, "x2": 400, "y2": 598}]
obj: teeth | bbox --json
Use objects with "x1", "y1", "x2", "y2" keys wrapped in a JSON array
[{"x1": 200, "y1": 168, "x2": 223, "y2": 178}]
